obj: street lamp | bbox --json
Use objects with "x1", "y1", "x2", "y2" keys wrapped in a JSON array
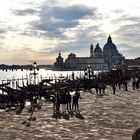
[
  {"x1": 85, "y1": 64, "x2": 92, "y2": 80},
  {"x1": 72, "y1": 71, "x2": 75, "y2": 80},
  {"x1": 30, "y1": 61, "x2": 39, "y2": 85},
  {"x1": 33, "y1": 61, "x2": 37, "y2": 68}
]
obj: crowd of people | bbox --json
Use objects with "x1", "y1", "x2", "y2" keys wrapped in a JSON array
[
  {"x1": 50, "y1": 72, "x2": 140, "y2": 115},
  {"x1": 50, "y1": 89, "x2": 81, "y2": 115},
  {"x1": 95, "y1": 73, "x2": 140, "y2": 95}
]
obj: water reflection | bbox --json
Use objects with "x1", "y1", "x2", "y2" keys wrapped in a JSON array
[
  {"x1": 0, "y1": 69, "x2": 85, "y2": 88},
  {"x1": 0, "y1": 69, "x2": 85, "y2": 81},
  {"x1": 0, "y1": 69, "x2": 101, "y2": 90}
]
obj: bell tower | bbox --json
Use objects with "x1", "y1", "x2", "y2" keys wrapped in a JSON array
[{"x1": 90, "y1": 44, "x2": 94, "y2": 57}]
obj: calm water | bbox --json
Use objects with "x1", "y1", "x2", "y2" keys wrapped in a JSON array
[
  {"x1": 0, "y1": 69, "x2": 84, "y2": 80},
  {"x1": 0, "y1": 69, "x2": 84, "y2": 87}
]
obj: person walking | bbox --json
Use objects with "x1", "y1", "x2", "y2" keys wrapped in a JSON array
[
  {"x1": 112, "y1": 81, "x2": 116, "y2": 94},
  {"x1": 72, "y1": 90, "x2": 81, "y2": 112},
  {"x1": 67, "y1": 92, "x2": 72, "y2": 112}
]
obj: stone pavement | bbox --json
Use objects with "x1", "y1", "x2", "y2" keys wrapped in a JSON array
[{"x1": 0, "y1": 84, "x2": 140, "y2": 140}]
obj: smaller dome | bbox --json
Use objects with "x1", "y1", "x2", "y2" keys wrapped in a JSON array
[
  {"x1": 94, "y1": 43, "x2": 102, "y2": 53},
  {"x1": 59, "y1": 51, "x2": 61, "y2": 56},
  {"x1": 68, "y1": 53, "x2": 76, "y2": 59},
  {"x1": 57, "y1": 51, "x2": 63, "y2": 59}
]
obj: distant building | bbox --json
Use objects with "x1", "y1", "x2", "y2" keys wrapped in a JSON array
[
  {"x1": 103, "y1": 35, "x2": 125, "y2": 69},
  {"x1": 53, "y1": 52, "x2": 64, "y2": 71},
  {"x1": 53, "y1": 35, "x2": 125, "y2": 71}
]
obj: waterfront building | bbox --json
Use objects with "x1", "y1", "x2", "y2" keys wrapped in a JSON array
[
  {"x1": 53, "y1": 35, "x2": 125, "y2": 71},
  {"x1": 103, "y1": 35, "x2": 125, "y2": 69},
  {"x1": 53, "y1": 52, "x2": 64, "y2": 71}
]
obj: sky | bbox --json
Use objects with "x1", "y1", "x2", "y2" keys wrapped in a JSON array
[{"x1": 0, "y1": 0, "x2": 140, "y2": 65}]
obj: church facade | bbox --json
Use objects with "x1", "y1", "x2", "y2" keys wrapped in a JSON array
[{"x1": 53, "y1": 35, "x2": 125, "y2": 71}]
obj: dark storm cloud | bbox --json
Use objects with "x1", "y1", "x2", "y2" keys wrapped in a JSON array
[
  {"x1": 41, "y1": 5, "x2": 95, "y2": 21},
  {"x1": 13, "y1": 8, "x2": 38, "y2": 16},
  {"x1": 30, "y1": 4, "x2": 97, "y2": 38}
]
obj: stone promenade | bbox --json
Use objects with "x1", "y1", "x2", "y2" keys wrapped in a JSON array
[{"x1": 0, "y1": 84, "x2": 140, "y2": 140}]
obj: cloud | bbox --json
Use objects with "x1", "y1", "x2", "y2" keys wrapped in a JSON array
[
  {"x1": 30, "y1": 4, "x2": 97, "y2": 39},
  {"x1": 110, "y1": 13, "x2": 140, "y2": 58},
  {"x1": 0, "y1": 29, "x2": 6, "y2": 34},
  {"x1": 39, "y1": 25, "x2": 106, "y2": 57},
  {"x1": 116, "y1": 23, "x2": 140, "y2": 43},
  {"x1": 124, "y1": 47, "x2": 140, "y2": 58},
  {"x1": 13, "y1": 8, "x2": 38, "y2": 16},
  {"x1": 112, "y1": 9, "x2": 124, "y2": 14},
  {"x1": 0, "y1": 27, "x2": 9, "y2": 39},
  {"x1": 111, "y1": 14, "x2": 140, "y2": 24},
  {"x1": 9, "y1": 1, "x2": 105, "y2": 59},
  {"x1": 114, "y1": 22, "x2": 140, "y2": 59},
  {"x1": 42, "y1": 5, "x2": 95, "y2": 21},
  {"x1": 120, "y1": 44, "x2": 140, "y2": 58}
]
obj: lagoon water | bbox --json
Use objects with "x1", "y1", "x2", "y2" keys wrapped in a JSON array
[
  {"x1": 0, "y1": 69, "x2": 101, "y2": 82},
  {"x1": 0, "y1": 69, "x2": 84, "y2": 85},
  {"x1": 0, "y1": 69, "x2": 71, "y2": 80},
  {"x1": 0, "y1": 69, "x2": 84, "y2": 93}
]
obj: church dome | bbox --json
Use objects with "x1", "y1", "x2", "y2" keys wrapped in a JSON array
[
  {"x1": 58, "y1": 52, "x2": 63, "y2": 58},
  {"x1": 103, "y1": 35, "x2": 118, "y2": 52},
  {"x1": 94, "y1": 43, "x2": 102, "y2": 53}
]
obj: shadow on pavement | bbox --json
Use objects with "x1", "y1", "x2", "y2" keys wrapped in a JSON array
[{"x1": 52, "y1": 110, "x2": 84, "y2": 120}]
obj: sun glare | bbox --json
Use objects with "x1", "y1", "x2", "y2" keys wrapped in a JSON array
[{"x1": 0, "y1": 0, "x2": 11, "y2": 17}]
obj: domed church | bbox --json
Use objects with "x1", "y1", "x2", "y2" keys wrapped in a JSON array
[
  {"x1": 53, "y1": 35, "x2": 125, "y2": 71},
  {"x1": 103, "y1": 35, "x2": 124, "y2": 68}
]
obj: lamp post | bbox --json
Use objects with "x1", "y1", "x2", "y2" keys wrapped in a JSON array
[
  {"x1": 72, "y1": 71, "x2": 75, "y2": 80},
  {"x1": 30, "y1": 61, "x2": 39, "y2": 85},
  {"x1": 85, "y1": 64, "x2": 92, "y2": 80}
]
